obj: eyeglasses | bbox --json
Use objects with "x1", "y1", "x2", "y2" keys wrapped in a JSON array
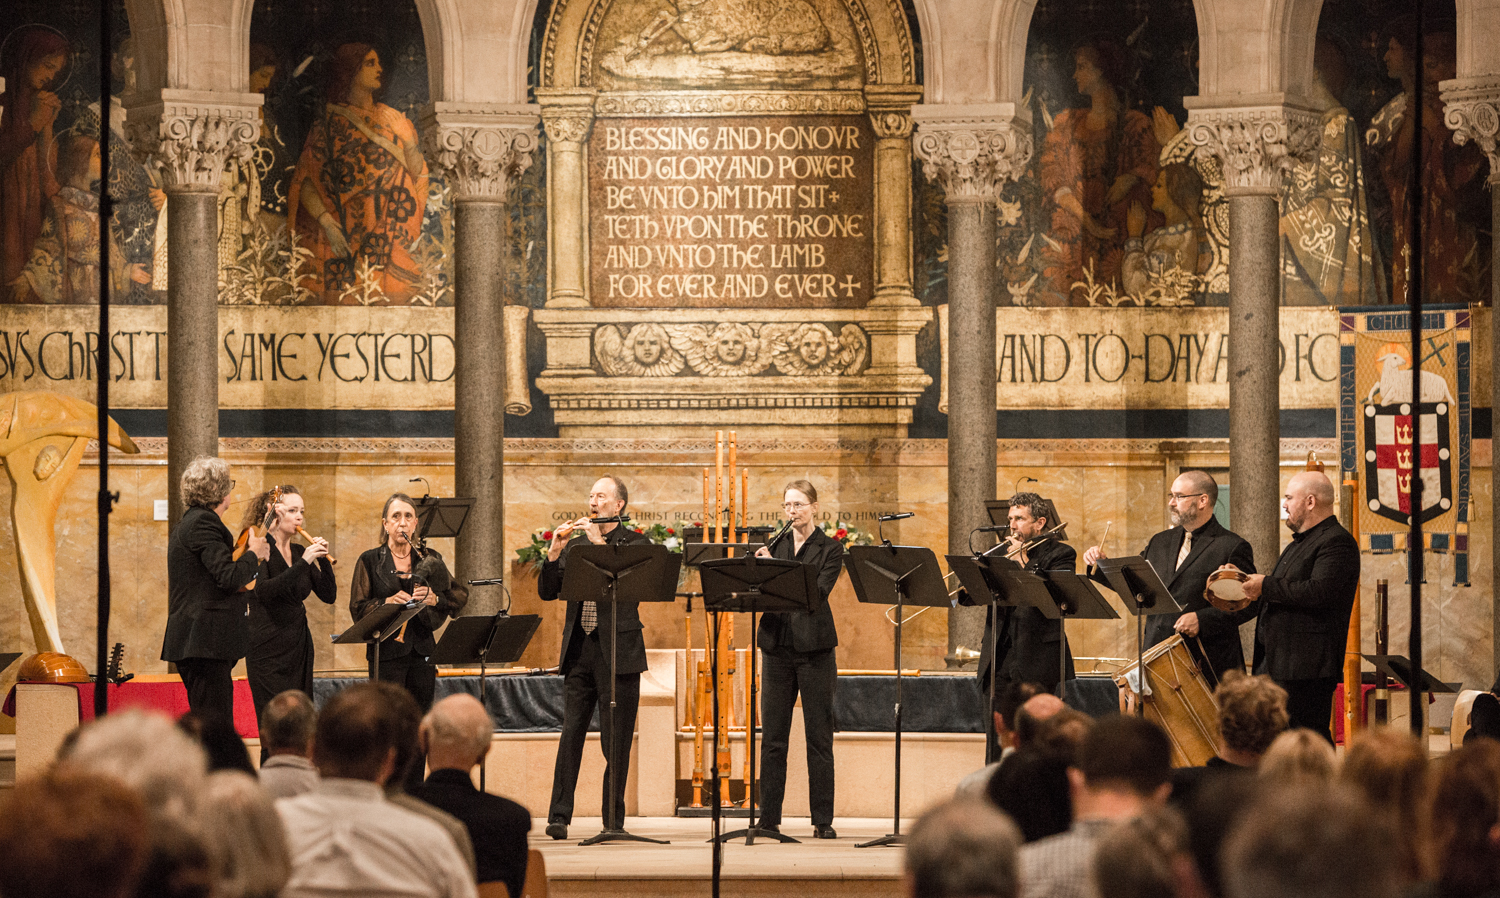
[
  {"x1": 1169, "y1": 492, "x2": 1205, "y2": 501},
  {"x1": 783, "y1": 502, "x2": 811, "y2": 511},
  {"x1": 229, "y1": 479, "x2": 236, "y2": 490}
]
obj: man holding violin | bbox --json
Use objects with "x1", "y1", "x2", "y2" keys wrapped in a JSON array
[
  {"x1": 540, "y1": 476, "x2": 650, "y2": 841},
  {"x1": 1083, "y1": 470, "x2": 1256, "y2": 685}
]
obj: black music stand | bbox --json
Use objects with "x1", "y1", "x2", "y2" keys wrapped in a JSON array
[
  {"x1": 414, "y1": 496, "x2": 472, "y2": 541},
  {"x1": 0, "y1": 653, "x2": 20, "y2": 676},
  {"x1": 846, "y1": 544, "x2": 950, "y2": 848},
  {"x1": 333, "y1": 602, "x2": 427, "y2": 680},
  {"x1": 1039, "y1": 570, "x2": 1119, "y2": 690},
  {"x1": 1362, "y1": 655, "x2": 1459, "y2": 694},
  {"x1": 431, "y1": 612, "x2": 542, "y2": 791},
  {"x1": 948, "y1": 553, "x2": 1022, "y2": 763},
  {"x1": 684, "y1": 542, "x2": 767, "y2": 566},
  {"x1": 698, "y1": 556, "x2": 815, "y2": 846},
  {"x1": 1096, "y1": 556, "x2": 1179, "y2": 709},
  {"x1": 562, "y1": 543, "x2": 681, "y2": 846}
]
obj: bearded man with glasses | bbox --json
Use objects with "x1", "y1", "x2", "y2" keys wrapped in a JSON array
[{"x1": 1083, "y1": 470, "x2": 1256, "y2": 684}]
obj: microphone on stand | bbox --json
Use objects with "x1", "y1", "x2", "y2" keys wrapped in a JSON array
[{"x1": 878, "y1": 511, "x2": 915, "y2": 522}]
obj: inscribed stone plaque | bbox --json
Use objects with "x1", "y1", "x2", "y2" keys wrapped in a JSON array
[{"x1": 589, "y1": 116, "x2": 874, "y2": 309}]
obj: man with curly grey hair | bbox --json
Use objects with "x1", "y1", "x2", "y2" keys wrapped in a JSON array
[{"x1": 161, "y1": 456, "x2": 266, "y2": 723}]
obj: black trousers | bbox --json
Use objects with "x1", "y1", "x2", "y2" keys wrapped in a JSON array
[
  {"x1": 758, "y1": 647, "x2": 836, "y2": 827},
  {"x1": 1282, "y1": 675, "x2": 1340, "y2": 744},
  {"x1": 177, "y1": 657, "x2": 236, "y2": 725},
  {"x1": 548, "y1": 632, "x2": 640, "y2": 829}
]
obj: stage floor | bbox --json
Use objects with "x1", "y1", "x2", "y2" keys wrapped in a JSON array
[{"x1": 530, "y1": 816, "x2": 908, "y2": 898}]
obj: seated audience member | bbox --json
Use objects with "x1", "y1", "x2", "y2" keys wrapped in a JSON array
[
  {"x1": 276, "y1": 682, "x2": 478, "y2": 898},
  {"x1": 1170, "y1": 672, "x2": 1287, "y2": 806},
  {"x1": 379, "y1": 682, "x2": 479, "y2": 879},
  {"x1": 1222, "y1": 786, "x2": 1398, "y2": 898},
  {"x1": 0, "y1": 768, "x2": 150, "y2": 898},
  {"x1": 956, "y1": 681, "x2": 1044, "y2": 797},
  {"x1": 257, "y1": 689, "x2": 320, "y2": 799},
  {"x1": 1257, "y1": 728, "x2": 1337, "y2": 786},
  {"x1": 178, "y1": 711, "x2": 257, "y2": 775},
  {"x1": 411, "y1": 694, "x2": 532, "y2": 898},
  {"x1": 1092, "y1": 805, "x2": 1191, "y2": 898},
  {"x1": 1340, "y1": 727, "x2": 1431, "y2": 887},
  {"x1": 199, "y1": 771, "x2": 291, "y2": 898},
  {"x1": 1465, "y1": 692, "x2": 1500, "y2": 744},
  {"x1": 1019, "y1": 715, "x2": 1172, "y2": 898},
  {"x1": 1181, "y1": 774, "x2": 1258, "y2": 898},
  {"x1": 61, "y1": 710, "x2": 217, "y2": 898},
  {"x1": 905, "y1": 797, "x2": 1023, "y2": 898},
  {"x1": 989, "y1": 705, "x2": 1094, "y2": 843},
  {"x1": 1428, "y1": 739, "x2": 1500, "y2": 898}
]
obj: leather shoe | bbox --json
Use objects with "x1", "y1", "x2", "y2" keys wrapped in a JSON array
[
  {"x1": 813, "y1": 825, "x2": 837, "y2": 839},
  {"x1": 758, "y1": 823, "x2": 780, "y2": 834},
  {"x1": 545, "y1": 822, "x2": 568, "y2": 841}
]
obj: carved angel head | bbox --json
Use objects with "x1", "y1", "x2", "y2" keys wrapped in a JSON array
[{"x1": 595, "y1": 323, "x2": 684, "y2": 376}]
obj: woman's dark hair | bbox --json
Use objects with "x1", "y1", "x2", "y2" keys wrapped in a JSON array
[
  {"x1": 379, "y1": 492, "x2": 417, "y2": 546},
  {"x1": 326, "y1": 42, "x2": 377, "y2": 105},
  {"x1": 55, "y1": 134, "x2": 97, "y2": 188},
  {"x1": 241, "y1": 485, "x2": 300, "y2": 532}
]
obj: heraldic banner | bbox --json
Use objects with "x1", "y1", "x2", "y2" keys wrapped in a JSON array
[{"x1": 1339, "y1": 305, "x2": 1471, "y2": 584}]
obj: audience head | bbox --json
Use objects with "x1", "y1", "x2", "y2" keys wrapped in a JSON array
[
  {"x1": 988, "y1": 744, "x2": 1076, "y2": 843},
  {"x1": 1223, "y1": 785, "x2": 1398, "y2": 898},
  {"x1": 177, "y1": 712, "x2": 255, "y2": 775},
  {"x1": 1214, "y1": 672, "x2": 1288, "y2": 762},
  {"x1": 993, "y1": 680, "x2": 1043, "y2": 747},
  {"x1": 198, "y1": 771, "x2": 291, "y2": 898},
  {"x1": 1340, "y1": 727, "x2": 1431, "y2": 882},
  {"x1": 313, "y1": 681, "x2": 420, "y2": 784},
  {"x1": 1013, "y1": 692, "x2": 1066, "y2": 748},
  {"x1": 1093, "y1": 805, "x2": 1191, "y2": 898},
  {"x1": 1184, "y1": 774, "x2": 1259, "y2": 898},
  {"x1": 421, "y1": 693, "x2": 495, "y2": 772},
  {"x1": 1074, "y1": 715, "x2": 1172, "y2": 802},
  {"x1": 905, "y1": 797, "x2": 1022, "y2": 898},
  {"x1": 1031, "y1": 707, "x2": 1093, "y2": 756},
  {"x1": 1466, "y1": 692, "x2": 1500, "y2": 743},
  {"x1": 1258, "y1": 729, "x2": 1338, "y2": 786},
  {"x1": 260, "y1": 689, "x2": 317, "y2": 758},
  {"x1": 1430, "y1": 739, "x2": 1500, "y2": 897},
  {"x1": 0, "y1": 768, "x2": 150, "y2": 898},
  {"x1": 62, "y1": 709, "x2": 207, "y2": 819}
]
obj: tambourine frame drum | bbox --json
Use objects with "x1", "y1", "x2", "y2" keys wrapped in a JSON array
[{"x1": 1204, "y1": 569, "x2": 1255, "y2": 614}]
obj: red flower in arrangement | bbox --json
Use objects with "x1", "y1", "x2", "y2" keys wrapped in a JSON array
[
  {"x1": 835, "y1": 528, "x2": 848, "y2": 539},
  {"x1": 667, "y1": 528, "x2": 675, "y2": 535},
  {"x1": 635, "y1": 527, "x2": 644, "y2": 533},
  {"x1": 542, "y1": 531, "x2": 553, "y2": 540},
  {"x1": 693, "y1": 521, "x2": 702, "y2": 527}
]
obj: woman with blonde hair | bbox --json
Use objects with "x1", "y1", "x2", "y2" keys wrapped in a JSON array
[{"x1": 1257, "y1": 728, "x2": 1339, "y2": 786}]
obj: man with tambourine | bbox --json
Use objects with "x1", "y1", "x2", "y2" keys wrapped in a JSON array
[{"x1": 1083, "y1": 470, "x2": 1256, "y2": 685}]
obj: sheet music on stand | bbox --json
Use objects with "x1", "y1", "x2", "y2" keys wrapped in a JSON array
[
  {"x1": 413, "y1": 496, "x2": 473, "y2": 540},
  {"x1": 1095, "y1": 555, "x2": 1181, "y2": 710}
]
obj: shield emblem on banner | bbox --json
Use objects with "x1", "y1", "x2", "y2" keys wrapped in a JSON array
[{"x1": 1362, "y1": 400, "x2": 1453, "y2": 524}]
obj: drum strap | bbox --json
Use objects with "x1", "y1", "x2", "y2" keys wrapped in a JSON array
[{"x1": 1192, "y1": 635, "x2": 1221, "y2": 690}]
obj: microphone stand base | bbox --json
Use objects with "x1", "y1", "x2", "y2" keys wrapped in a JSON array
[
  {"x1": 578, "y1": 828, "x2": 670, "y2": 847},
  {"x1": 856, "y1": 833, "x2": 906, "y2": 848}
]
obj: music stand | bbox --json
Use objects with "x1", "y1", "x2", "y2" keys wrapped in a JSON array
[
  {"x1": 698, "y1": 556, "x2": 815, "y2": 845},
  {"x1": 414, "y1": 496, "x2": 472, "y2": 541},
  {"x1": 1096, "y1": 556, "x2": 1180, "y2": 710},
  {"x1": 1362, "y1": 655, "x2": 1460, "y2": 694},
  {"x1": 333, "y1": 602, "x2": 428, "y2": 680},
  {"x1": 561, "y1": 543, "x2": 681, "y2": 846},
  {"x1": 846, "y1": 544, "x2": 950, "y2": 848},
  {"x1": 1039, "y1": 570, "x2": 1118, "y2": 691},
  {"x1": 683, "y1": 542, "x2": 767, "y2": 567},
  {"x1": 948, "y1": 554, "x2": 1021, "y2": 763},
  {"x1": 0, "y1": 652, "x2": 20, "y2": 676},
  {"x1": 431, "y1": 612, "x2": 542, "y2": 791}
]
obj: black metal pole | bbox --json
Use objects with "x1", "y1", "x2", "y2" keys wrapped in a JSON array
[
  {"x1": 1406, "y1": 9, "x2": 1425, "y2": 737},
  {"x1": 94, "y1": 0, "x2": 115, "y2": 719}
]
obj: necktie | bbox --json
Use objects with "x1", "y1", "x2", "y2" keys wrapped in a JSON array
[
  {"x1": 581, "y1": 600, "x2": 598, "y2": 634},
  {"x1": 1176, "y1": 530, "x2": 1193, "y2": 569}
]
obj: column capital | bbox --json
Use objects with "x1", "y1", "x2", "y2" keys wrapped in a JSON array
[
  {"x1": 1442, "y1": 76, "x2": 1500, "y2": 186},
  {"x1": 536, "y1": 90, "x2": 598, "y2": 144},
  {"x1": 420, "y1": 103, "x2": 541, "y2": 201},
  {"x1": 1183, "y1": 96, "x2": 1320, "y2": 196},
  {"x1": 865, "y1": 84, "x2": 922, "y2": 139},
  {"x1": 125, "y1": 89, "x2": 261, "y2": 193},
  {"x1": 910, "y1": 104, "x2": 1032, "y2": 202}
]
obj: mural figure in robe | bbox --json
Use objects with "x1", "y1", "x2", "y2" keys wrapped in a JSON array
[
  {"x1": 0, "y1": 26, "x2": 68, "y2": 292},
  {"x1": 288, "y1": 43, "x2": 429, "y2": 304},
  {"x1": 1120, "y1": 161, "x2": 1209, "y2": 306},
  {"x1": 1036, "y1": 40, "x2": 1161, "y2": 306}
]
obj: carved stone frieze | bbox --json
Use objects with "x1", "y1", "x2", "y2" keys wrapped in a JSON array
[
  {"x1": 421, "y1": 106, "x2": 541, "y2": 200},
  {"x1": 594, "y1": 91, "x2": 866, "y2": 117},
  {"x1": 1442, "y1": 77, "x2": 1500, "y2": 184},
  {"x1": 910, "y1": 117, "x2": 1032, "y2": 202},
  {"x1": 126, "y1": 90, "x2": 261, "y2": 192},
  {"x1": 1184, "y1": 103, "x2": 1320, "y2": 195},
  {"x1": 593, "y1": 321, "x2": 868, "y2": 377}
]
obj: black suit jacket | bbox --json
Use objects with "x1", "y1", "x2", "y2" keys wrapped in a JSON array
[
  {"x1": 1137, "y1": 517, "x2": 1257, "y2": 682},
  {"x1": 1252, "y1": 516, "x2": 1360, "y2": 681},
  {"x1": 411, "y1": 768, "x2": 532, "y2": 896},
  {"x1": 161, "y1": 505, "x2": 261, "y2": 663},
  {"x1": 989, "y1": 539, "x2": 1077, "y2": 689},
  {"x1": 349, "y1": 545, "x2": 468, "y2": 662},
  {"x1": 757, "y1": 525, "x2": 844, "y2": 654},
  {"x1": 540, "y1": 524, "x2": 653, "y2": 675}
]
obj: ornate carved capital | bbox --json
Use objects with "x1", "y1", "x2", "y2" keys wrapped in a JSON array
[
  {"x1": 537, "y1": 90, "x2": 598, "y2": 145},
  {"x1": 910, "y1": 109, "x2": 1031, "y2": 202},
  {"x1": 1442, "y1": 77, "x2": 1500, "y2": 185},
  {"x1": 125, "y1": 90, "x2": 261, "y2": 192},
  {"x1": 421, "y1": 104, "x2": 540, "y2": 201},
  {"x1": 871, "y1": 111, "x2": 913, "y2": 140},
  {"x1": 1183, "y1": 100, "x2": 1320, "y2": 195},
  {"x1": 865, "y1": 84, "x2": 921, "y2": 141}
]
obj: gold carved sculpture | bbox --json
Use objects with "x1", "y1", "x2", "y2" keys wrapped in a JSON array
[{"x1": 0, "y1": 391, "x2": 139, "y2": 653}]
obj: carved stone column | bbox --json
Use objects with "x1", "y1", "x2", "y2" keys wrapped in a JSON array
[
  {"x1": 913, "y1": 105, "x2": 1032, "y2": 666},
  {"x1": 1442, "y1": 77, "x2": 1500, "y2": 676},
  {"x1": 422, "y1": 105, "x2": 539, "y2": 613},
  {"x1": 1185, "y1": 98, "x2": 1318, "y2": 571},
  {"x1": 867, "y1": 86, "x2": 923, "y2": 307},
  {"x1": 537, "y1": 91, "x2": 596, "y2": 309},
  {"x1": 127, "y1": 91, "x2": 260, "y2": 523}
]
